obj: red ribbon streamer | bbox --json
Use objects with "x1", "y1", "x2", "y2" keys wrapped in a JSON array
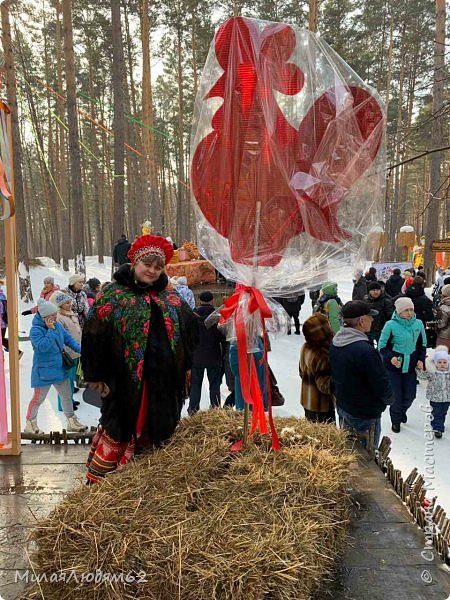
[{"x1": 220, "y1": 286, "x2": 280, "y2": 450}]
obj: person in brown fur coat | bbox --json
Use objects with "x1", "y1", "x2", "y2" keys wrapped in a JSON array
[{"x1": 299, "y1": 313, "x2": 336, "y2": 423}]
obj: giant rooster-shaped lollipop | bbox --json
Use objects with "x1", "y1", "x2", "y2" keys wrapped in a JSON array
[{"x1": 190, "y1": 16, "x2": 385, "y2": 447}]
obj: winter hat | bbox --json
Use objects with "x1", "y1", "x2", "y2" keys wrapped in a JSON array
[
  {"x1": 199, "y1": 291, "x2": 214, "y2": 302},
  {"x1": 433, "y1": 349, "x2": 449, "y2": 364},
  {"x1": 128, "y1": 234, "x2": 174, "y2": 265},
  {"x1": 395, "y1": 297, "x2": 414, "y2": 314},
  {"x1": 43, "y1": 276, "x2": 54, "y2": 285},
  {"x1": 321, "y1": 281, "x2": 338, "y2": 296},
  {"x1": 367, "y1": 281, "x2": 382, "y2": 291},
  {"x1": 37, "y1": 298, "x2": 58, "y2": 318},
  {"x1": 302, "y1": 314, "x2": 333, "y2": 346},
  {"x1": 49, "y1": 291, "x2": 72, "y2": 307},
  {"x1": 87, "y1": 277, "x2": 101, "y2": 289},
  {"x1": 177, "y1": 276, "x2": 188, "y2": 286},
  {"x1": 69, "y1": 274, "x2": 85, "y2": 286},
  {"x1": 441, "y1": 284, "x2": 450, "y2": 298},
  {"x1": 433, "y1": 348, "x2": 450, "y2": 371}
]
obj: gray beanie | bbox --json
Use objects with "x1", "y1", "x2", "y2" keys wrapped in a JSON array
[{"x1": 37, "y1": 298, "x2": 58, "y2": 318}]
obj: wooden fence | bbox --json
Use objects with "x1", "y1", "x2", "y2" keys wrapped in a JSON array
[{"x1": 376, "y1": 435, "x2": 450, "y2": 565}]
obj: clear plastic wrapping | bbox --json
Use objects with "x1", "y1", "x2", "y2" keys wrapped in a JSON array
[{"x1": 190, "y1": 16, "x2": 386, "y2": 297}]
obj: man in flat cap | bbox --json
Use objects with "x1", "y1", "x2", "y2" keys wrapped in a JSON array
[{"x1": 329, "y1": 300, "x2": 394, "y2": 448}]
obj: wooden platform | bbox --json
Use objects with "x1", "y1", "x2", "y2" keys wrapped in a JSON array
[
  {"x1": 322, "y1": 450, "x2": 450, "y2": 600},
  {"x1": 0, "y1": 445, "x2": 87, "y2": 600},
  {"x1": 0, "y1": 445, "x2": 449, "y2": 600}
]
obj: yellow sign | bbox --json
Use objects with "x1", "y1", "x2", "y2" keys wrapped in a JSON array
[{"x1": 431, "y1": 239, "x2": 450, "y2": 252}]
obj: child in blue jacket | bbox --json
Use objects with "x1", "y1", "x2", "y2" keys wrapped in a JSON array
[
  {"x1": 24, "y1": 299, "x2": 87, "y2": 435},
  {"x1": 378, "y1": 297, "x2": 426, "y2": 433}
]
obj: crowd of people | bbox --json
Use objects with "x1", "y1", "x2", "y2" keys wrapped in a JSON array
[
  {"x1": 9, "y1": 246, "x2": 449, "y2": 484},
  {"x1": 297, "y1": 264, "x2": 448, "y2": 447}
]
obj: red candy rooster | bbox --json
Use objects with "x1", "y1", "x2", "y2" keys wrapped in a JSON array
[{"x1": 191, "y1": 17, "x2": 384, "y2": 267}]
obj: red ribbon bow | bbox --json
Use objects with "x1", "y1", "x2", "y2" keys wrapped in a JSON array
[{"x1": 220, "y1": 286, "x2": 280, "y2": 451}]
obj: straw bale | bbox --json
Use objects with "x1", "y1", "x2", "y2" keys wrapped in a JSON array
[{"x1": 22, "y1": 411, "x2": 353, "y2": 600}]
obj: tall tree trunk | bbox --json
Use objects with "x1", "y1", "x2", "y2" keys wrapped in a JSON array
[
  {"x1": 111, "y1": 0, "x2": 125, "y2": 246},
  {"x1": 123, "y1": 1, "x2": 140, "y2": 238},
  {"x1": 55, "y1": 0, "x2": 70, "y2": 270},
  {"x1": 191, "y1": 12, "x2": 198, "y2": 100},
  {"x1": 175, "y1": 23, "x2": 186, "y2": 243},
  {"x1": 62, "y1": 0, "x2": 85, "y2": 273},
  {"x1": 390, "y1": 20, "x2": 407, "y2": 260},
  {"x1": 397, "y1": 29, "x2": 420, "y2": 237},
  {"x1": 309, "y1": 0, "x2": 318, "y2": 32},
  {"x1": 141, "y1": 0, "x2": 161, "y2": 230},
  {"x1": 16, "y1": 35, "x2": 59, "y2": 261},
  {"x1": 1, "y1": 1, "x2": 33, "y2": 302},
  {"x1": 424, "y1": 0, "x2": 446, "y2": 282},
  {"x1": 42, "y1": 5, "x2": 60, "y2": 263},
  {"x1": 446, "y1": 159, "x2": 450, "y2": 237},
  {"x1": 87, "y1": 59, "x2": 104, "y2": 264}
]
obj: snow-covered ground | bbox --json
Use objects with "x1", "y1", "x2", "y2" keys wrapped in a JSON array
[{"x1": 2, "y1": 256, "x2": 449, "y2": 513}]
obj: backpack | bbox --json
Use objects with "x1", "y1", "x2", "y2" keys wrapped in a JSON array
[{"x1": 314, "y1": 297, "x2": 343, "y2": 326}]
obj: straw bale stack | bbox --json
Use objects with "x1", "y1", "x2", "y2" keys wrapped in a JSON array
[{"x1": 22, "y1": 411, "x2": 353, "y2": 600}]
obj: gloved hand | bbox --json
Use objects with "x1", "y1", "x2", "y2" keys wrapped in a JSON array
[{"x1": 21, "y1": 309, "x2": 33, "y2": 316}]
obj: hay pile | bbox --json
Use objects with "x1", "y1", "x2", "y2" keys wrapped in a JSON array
[{"x1": 24, "y1": 411, "x2": 353, "y2": 600}]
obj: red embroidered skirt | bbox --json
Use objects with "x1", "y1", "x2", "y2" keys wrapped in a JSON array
[
  {"x1": 86, "y1": 382, "x2": 150, "y2": 484},
  {"x1": 86, "y1": 427, "x2": 135, "y2": 484}
]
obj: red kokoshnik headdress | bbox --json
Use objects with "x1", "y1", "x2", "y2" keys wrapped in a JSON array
[{"x1": 128, "y1": 234, "x2": 174, "y2": 265}]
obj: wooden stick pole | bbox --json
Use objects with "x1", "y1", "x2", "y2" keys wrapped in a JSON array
[
  {"x1": 243, "y1": 201, "x2": 262, "y2": 447},
  {"x1": 0, "y1": 107, "x2": 21, "y2": 455}
]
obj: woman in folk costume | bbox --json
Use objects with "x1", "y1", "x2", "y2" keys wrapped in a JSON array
[
  {"x1": 299, "y1": 314, "x2": 335, "y2": 423},
  {"x1": 82, "y1": 234, "x2": 198, "y2": 484}
]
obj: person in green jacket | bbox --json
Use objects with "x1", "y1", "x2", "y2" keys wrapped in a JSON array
[
  {"x1": 315, "y1": 282, "x2": 343, "y2": 335},
  {"x1": 378, "y1": 297, "x2": 426, "y2": 433}
]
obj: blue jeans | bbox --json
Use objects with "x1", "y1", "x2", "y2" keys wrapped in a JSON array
[
  {"x1": 431, "y1": 402, "x2": 450, "y2": 433},
  {"x1": 337, "y1": 407, "x2": 382, "y2": 449},
  {"x1": 188, "y1": 366, "x2": 222, "y2": 413}
]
